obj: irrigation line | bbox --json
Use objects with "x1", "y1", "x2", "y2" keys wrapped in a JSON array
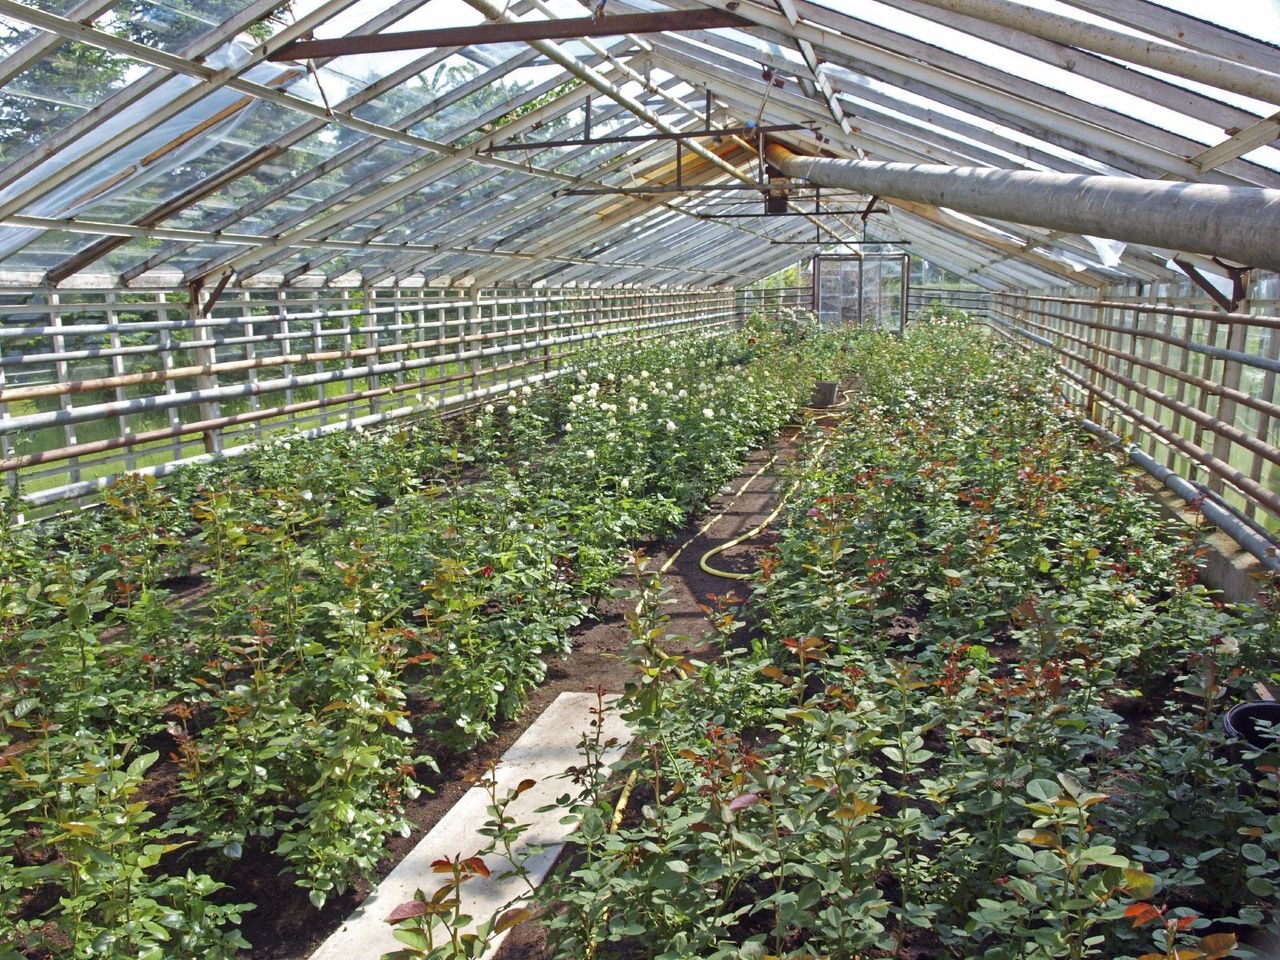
[{"x1": 700, "y1": 397, "x2": 853, "y2": 581}]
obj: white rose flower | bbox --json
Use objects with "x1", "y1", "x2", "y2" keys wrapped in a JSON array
[
  {"x1": 585, "y1": 449, "x2": 596, "y2": 459},
  {"x1": 564, "y1": 422, "x2": 573, "y2": 432},
  {"x1": 483, "y1": 403, "x2": 495, "y2": 414},
  {"x1": 620, "y1": 477, "x2": 630, "y2": 490},
  {"x1": 678, "y1": 389, "x2": 688, "y2": 399},
  {"x1": 301, "y1": 489, "x2": 313, "y2": 501},
  {"x1": 702, "y1": 408, "x2": 715, "y2": 419},
  {"x1": 1219, "y1": 636, "x2": 1241, "y2": 656},
  {"x1": 521, "y1": 385, "x2": 532, "y2": 396},
  {"x1": 666, "y1": 420, "x2": 677, "y2": 433},
  {"x1": 507, "y1": 405, "x2": 518, "y2": 415}
]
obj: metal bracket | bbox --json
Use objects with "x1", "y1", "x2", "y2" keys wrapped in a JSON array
[
  {"x1": 1172, "y1": 257, "x2": 1250, "y2": 312},
  {"x1": 190, "y1": 272, "x2": 233, "y2": 317}
]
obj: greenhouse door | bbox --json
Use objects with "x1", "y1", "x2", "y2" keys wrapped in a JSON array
[{"x1": 813, "y1": 253, "x2": 909, "y2": 333}]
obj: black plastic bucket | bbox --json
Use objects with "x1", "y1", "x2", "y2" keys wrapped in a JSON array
[
  {"x1": 1223, "y1": 701, "x2": 1280, "y2": 753},
  {"x1": 810, "y1": 380, "x2": 840, "y2": 408}
]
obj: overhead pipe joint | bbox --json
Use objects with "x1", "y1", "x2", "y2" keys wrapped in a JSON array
[{"x1": 765, "y1": 142, "x2": 1280, "y2": 274}]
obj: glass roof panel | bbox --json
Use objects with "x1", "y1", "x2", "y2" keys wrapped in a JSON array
[{"x1": 0, "y1": 0, "x2": 1274, "y2": 287}]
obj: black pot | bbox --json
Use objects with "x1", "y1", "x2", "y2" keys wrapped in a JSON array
[
  {"x1": 1223, "y1": 701, "x2": 1280, "y2": 752},
  {"x1": 810, "y1": 380, "x2": 840, "y2": 408}
]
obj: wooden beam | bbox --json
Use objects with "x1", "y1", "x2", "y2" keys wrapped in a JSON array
[{"x1": 269, "y1": 10, "x2": 753, "y2": 60}]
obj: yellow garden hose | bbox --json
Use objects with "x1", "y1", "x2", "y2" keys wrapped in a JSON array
[
  {"x1": 698, "y1": 392, "x2": 855, "y2": 581},
  {"x1": 633, "y1": 448, "x2": 783, "y2": 615}
]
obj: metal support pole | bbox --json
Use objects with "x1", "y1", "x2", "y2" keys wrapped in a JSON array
[{"x1": 188, "y1": 283, "x2": 222, "y2": 454}]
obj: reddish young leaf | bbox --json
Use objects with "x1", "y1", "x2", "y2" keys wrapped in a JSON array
[
  {"x1": 385, "y1": 901, "x2": 430, "y2": 924},
  {"x1": 494, "y1": 907, "x2": 534, "y2": 933},
  {"x1": 1124, "y1": 903, "x2": 1163, "y2": 928},
  {"x1": 463, "y1": 856, "x2": 491, "y2": 878}
]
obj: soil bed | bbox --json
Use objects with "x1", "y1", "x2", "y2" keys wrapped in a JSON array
[{"x1": 240, "y1": 433, "x2": 802, "y2": 959}]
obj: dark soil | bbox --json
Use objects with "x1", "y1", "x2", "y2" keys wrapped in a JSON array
[{"x1": 239, "y1": 434, "x2": 803, "y2": 959}]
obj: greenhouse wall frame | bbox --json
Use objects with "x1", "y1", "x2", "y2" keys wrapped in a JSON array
[
  {"x1": 917, "y1": 272, "x2": 1280, "y2": 534},
  {"x1": 0, "y1": 284, "x2": 736, "y2": 509}
]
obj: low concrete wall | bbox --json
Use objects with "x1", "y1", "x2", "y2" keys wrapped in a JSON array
[{"x1": 1137, "y1": 473, "x2": 1270, "y2": 605}]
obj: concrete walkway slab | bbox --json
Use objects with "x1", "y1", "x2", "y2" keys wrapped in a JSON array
[{"x1": 310, "y1": 692, "x2": 630, "y2": 960}]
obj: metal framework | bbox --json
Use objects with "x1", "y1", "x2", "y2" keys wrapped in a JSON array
[
  {"x1": 0, "y1": 0, "x2": 1273, "y2": 291},
  {"x1": 0, "y1": 286, "x2": 736, "y2": 508}
]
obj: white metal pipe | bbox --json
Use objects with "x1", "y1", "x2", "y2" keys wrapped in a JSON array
[
  {"x1": 766, "y1": 143, "x2": 1280, "y2": 275},
  {"x1": 20, "y1": 316, "x2": 741, "y2": 508},
  {"x1": 0, "y1": 308, "x2": 728, "y2": 436}
]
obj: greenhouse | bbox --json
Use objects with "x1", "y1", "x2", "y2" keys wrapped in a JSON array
[{"x1": 6, "y1": 0, "x2": 1280, "y2": 957}]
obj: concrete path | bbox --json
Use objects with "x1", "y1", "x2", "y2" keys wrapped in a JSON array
[{"x1": 310, "y1": 692, "x2": 630, "y2": 960}]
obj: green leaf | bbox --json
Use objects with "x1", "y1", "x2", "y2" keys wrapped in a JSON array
[
  {"x1": 1120, "y1": 868, "x2": 1156, "y2": 899},
  {"x1": 393, "y1": 928, "x2": 432, "y2": 950},
  {"x1": 1057, "y1": 772, "x2": 1083, "y2": 798},
  {"x1": 1026, "y1": 779, "x2": 1060, "y2": 802},
  {"x1": 1247, "y1": 876, "x2": 1275, "y2": 897}
]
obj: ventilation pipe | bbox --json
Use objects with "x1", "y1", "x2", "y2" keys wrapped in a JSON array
[{"x1": 764, "y1": 143, "x2": 1280, "y2": 274}]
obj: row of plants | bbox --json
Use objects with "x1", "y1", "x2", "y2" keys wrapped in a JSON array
[
  {"x1": 523, "y1": 312, "x2": 1280, "y2": 959},
  {"x1": 0, "y1": 313, "x2": 858, "y2": 957}
]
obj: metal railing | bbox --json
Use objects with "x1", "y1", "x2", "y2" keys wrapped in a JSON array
[
  {"x1": 909, "y1": 286, "x2": 992, "y2": 322},
  {"x1": 990, "y1": 278, "x2": 1280, "y2": 530},
  {"x1": 0, "y1": 285, "x2": 736, "y2": 507},
  {"x1": 737, "y1": 285, "x2": 814, "y2": 318}
]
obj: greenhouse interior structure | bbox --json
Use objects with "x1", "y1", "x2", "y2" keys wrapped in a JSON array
[{"x1": 9, "y1": 0, "x2": 1280, "y2": 957}]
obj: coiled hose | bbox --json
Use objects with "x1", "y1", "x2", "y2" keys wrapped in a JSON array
[{"x1": 698, "y1": 392, "x2": 854, "y2": 580}]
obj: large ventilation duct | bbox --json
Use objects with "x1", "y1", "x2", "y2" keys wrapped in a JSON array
[{"x1": 765, "y1": 143, "x2": 1280, "y2": 274}]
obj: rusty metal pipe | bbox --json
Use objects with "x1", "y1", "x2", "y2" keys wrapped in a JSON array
[
  {"x1": 998, "y1": 291, "x2": 1280, "y2": 330},
  {"x1": 1033, "y1": 325, "x2": 1280, "y2": 472},
  {"x1": 1006, "y1": 299, "x2": 1280, "y2": 375},
  {"x1": 992, "y1": 310, "x2": 1280, "y2": 517},
  {"x1": 0, "y1": 310, "x2": 679, "y2": 403},
  {"x1": 1015, "y1": 311, "x2": 1280, "y2": 424},
  {"x1": 11, "y1": 316, "x2": 739, "y2": 490}
]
